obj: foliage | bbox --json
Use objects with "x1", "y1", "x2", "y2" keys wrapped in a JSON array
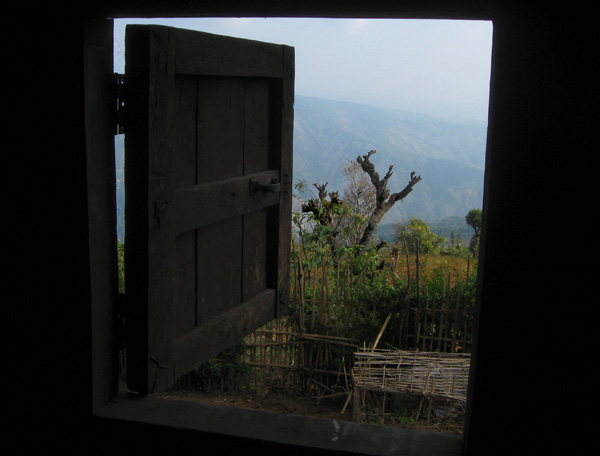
[
  {"x1": 294, "y1": 180, "x2": 365, "y2": 250},
  {"x1": 117, "y1": 239, "x2": 125, "y2": 294},
  {"x1": 290, "y1": 195, "x2": 477, "y2": 353},
  {"x1": 181, "y1": 341, "x2": 252, "y2": 392},
  {"x1": 171, "y1": 175, "x2": 478, "y2": 413},
  {"x1": 465, "y1": 209, "x2": 482, "y2": 236},
  {"x1": 395, "y1": 217, "x2": 446, "y2": 255},
  {"x1": 465, "y1": 208, "x2": 482, "y2": 257}
]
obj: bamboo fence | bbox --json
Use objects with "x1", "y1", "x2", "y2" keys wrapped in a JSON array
[
  {"x1": 242, "y1": 318, "x2": 360, "y2": 396},
  {"x1": 350, "y1": 348, "x2": 470, "y2": 428},
  {"x1": 176, "y1": 241, "x2": 475, "y2": 427},
  {"x1": 352, "y1": 349, "x2": 471, "y2": 402}
]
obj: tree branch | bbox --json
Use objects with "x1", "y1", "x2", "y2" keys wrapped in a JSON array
[
  {"x1": 313, "y1": 182, "x2": 329, "y2": 200},
  {"x1": 388, "y1": 171, "x2": 422, "y2": 205},
  {"x1": 355, "y1": 150, "x2": 421, "y2": 251}
]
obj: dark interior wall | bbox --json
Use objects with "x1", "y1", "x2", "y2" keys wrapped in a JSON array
[
  {"x1": 10, "y1": 1, "x2": 593, "y2": 455},
  {"x1": 464, "y1": 9, "x2": 593, "y2": 454}
]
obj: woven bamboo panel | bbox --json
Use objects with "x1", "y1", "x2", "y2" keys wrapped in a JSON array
[{"x1": 353, "y1": 349, "x2": 470, "y2": 401}]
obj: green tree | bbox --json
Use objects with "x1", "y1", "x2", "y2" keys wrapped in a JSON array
[
  {"x1": 395, "y1": 218, "x2": 445, "y2": 255},
  {"x1": 445, "y1": 230, "x2": 469, "y2": 257},
  {"x1": 465, "y1": 209, "x2": 482, "y2": 237},
  {"x1": 294, "y1": 180, "x2": 357, "y2": 250},
  {"x1": 465, "y1": 209, "x2": 482, "y2": 257}
]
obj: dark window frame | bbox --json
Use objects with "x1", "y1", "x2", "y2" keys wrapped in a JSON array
[{"x1": 86, "y1": 11, "x2": 495, "y2": 456}]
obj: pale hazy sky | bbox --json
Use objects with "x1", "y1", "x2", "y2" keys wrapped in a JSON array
[{"x1": 114, "y1": 17, "x2": 493, "y2": 123}]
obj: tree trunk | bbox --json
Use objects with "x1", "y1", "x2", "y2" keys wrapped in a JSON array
[{"x1": 356, "y1": 150, "x2": 421, "y2": 251}]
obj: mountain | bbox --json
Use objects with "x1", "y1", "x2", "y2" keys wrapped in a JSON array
[
  {"x1": 292, "y1": 96, "x2": 486, "y2": 227},
  {"x1": 115, "y1": 96, "x2": 487, "y2": 242}
]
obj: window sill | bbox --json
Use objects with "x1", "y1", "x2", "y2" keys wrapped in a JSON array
[{"x1": 96, "y1": 392, "x2": 463, "y2": 455}]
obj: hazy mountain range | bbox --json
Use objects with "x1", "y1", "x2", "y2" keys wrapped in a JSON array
[
  {"x1": 115, "y1": 96, "x2": 487, "y2": 243},
  {"x1": 292, "y1": 96, "x2": 486, "y2": 229}
]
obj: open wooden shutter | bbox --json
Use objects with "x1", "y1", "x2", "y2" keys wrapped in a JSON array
[{"x1": 124, "y1": 25, "x2": 294, "y2": 394}]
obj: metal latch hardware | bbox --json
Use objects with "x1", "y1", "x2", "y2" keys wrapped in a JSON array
[{"x1": 250, "y1": 178, "x2": 281, "y2": 195}]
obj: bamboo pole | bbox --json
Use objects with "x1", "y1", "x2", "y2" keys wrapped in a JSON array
[
  {"x1": 311, "y1": 266, "x2": 317, "y2": 328},
  {"x1": 415, "y1": 246, "x2": 422, "y2": 348},
  {"x1": 372, "y1": 312, "x2": 392, "y2": 351},
  {"x1": 298, "y1": 244, "x2": 305, "y2": 333}
]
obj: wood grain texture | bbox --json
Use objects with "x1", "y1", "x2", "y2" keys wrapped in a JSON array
[{"x1": 124, "y1": 24, "x2": 294, "y2": 393}]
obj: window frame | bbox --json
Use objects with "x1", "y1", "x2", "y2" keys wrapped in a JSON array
[{"x1": 87, "y1": 11, "x2": 494, "y2": 456}]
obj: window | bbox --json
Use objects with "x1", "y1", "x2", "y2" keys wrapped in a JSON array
[{"x1": 90, "y1": 15, "x2": 484, "y2": 456}]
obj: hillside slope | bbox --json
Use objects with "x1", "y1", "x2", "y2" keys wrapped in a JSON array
[
  {"x1": 115, "y1": 96, "x2": 487, "y2": 242},
  {"x1": 293, "y1": 96, "x2": 486, "y2": 225}
]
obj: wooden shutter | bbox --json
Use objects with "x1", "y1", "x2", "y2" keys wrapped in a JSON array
[{"x1": 124, "y1": 25, "x2": 294, "y2": 394}]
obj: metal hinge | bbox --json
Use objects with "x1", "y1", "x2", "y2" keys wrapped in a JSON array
[{"x1": 113, "y1": 73, "x2": 126, "y2": 134}]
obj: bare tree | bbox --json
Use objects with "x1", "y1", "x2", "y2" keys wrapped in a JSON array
[
  {"x1": 356, "y1": 150, "x2": 422, "y2": 251},
  {"x1": 341, "y1": 160, "x2": 377, "y2": 245},
  {"x1": 297, "y1": 150, "x2": 421, "y2": 255}
]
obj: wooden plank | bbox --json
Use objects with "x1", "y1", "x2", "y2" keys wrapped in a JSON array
[
  {"x1": 171, "y1": 170, "x2": 280, "y2": 235},
  {"x1": 174, "y1": 28, "x2": 285, "y2": 78},
  {"x1": 243, "y1": 208, "x2": 273, "y2": 301},
  {"x1": 173, "y1": 289, "x2": 276, "y2": 379},
  {"x1": 196, "y1": 77, "x2": 245, "y2": 184},
  {"x1": 276, "y1": 45, "x2": 295, "y2": 317},
  {"x1": 170, "y1": 69, "x2": 198, "y2": 341},
  {"x1": 243, "y1": 79, "x2": 272, "y2": 174},
  {"x1": 172, "y1": 75, "x2": 198, "y2": 187},
  {"x1": 173, "y1": 230, "x2": 196, "y2": 338},
  {"x1": 124, "y1": 24, "x2": 175, "y2": 394},
  {"x1": 98, "y1": 392, "x2": 463, "y2": 456},
  {"x1": 196, "y1": 216, "x2": 243, "y2": 327}
]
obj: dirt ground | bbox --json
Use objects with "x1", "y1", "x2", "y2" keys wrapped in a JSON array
[{"x1": 155, "y1": 388, "x2": 352, "y2": 422}]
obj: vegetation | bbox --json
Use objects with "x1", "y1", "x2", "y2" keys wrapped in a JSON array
[
  {"x1": 117, "y1": 239, "x2": 125, "y2": 294},
  {"x1": 112, "y1": 95, "x2": 485, "y2": 430},
  {"x1": 175, "y1": 341, "x2": 252, "y2": 393},
  {"x1": 465, "y1": 208, "x2": 482, "y2": 257},
  {"x1": 396, "y1": 218, "x2": 446, "y2": 255},
  {"x1": 172, "y1": 154, "x2": 479, "y2": 399},
  {"x1": 290, "y1": 178, "x2": 478, "y2": 351},
  {"x1": 127, "y1": 147, "x2": 480, "y2": 431}
]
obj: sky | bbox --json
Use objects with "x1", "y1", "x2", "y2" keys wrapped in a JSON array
[{"x1": 114, "y1": 17, "x2": 493, "y2": 123}]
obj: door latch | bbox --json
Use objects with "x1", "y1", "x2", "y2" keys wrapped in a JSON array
[{"x1": 250, "y1": 178, "x2": 280, "y2": 195}]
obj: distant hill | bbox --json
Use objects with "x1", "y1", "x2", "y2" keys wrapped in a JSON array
[
  {"x1": 115, "y1": 96, "x2": 486, "y2": 242},
  {"x1": 293, "y1": 96, "x2": 486, "y2": 228}
]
